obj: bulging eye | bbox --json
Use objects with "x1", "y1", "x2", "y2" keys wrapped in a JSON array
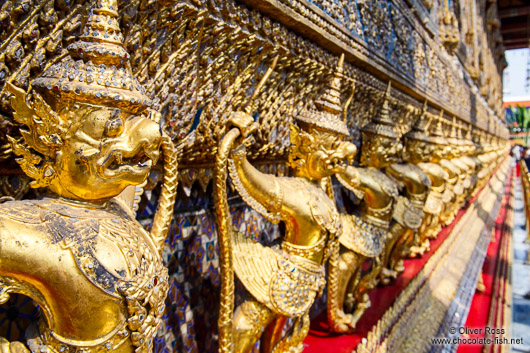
[{"x1": 104, "y1": 117, "x2": 124, "y2": 137}]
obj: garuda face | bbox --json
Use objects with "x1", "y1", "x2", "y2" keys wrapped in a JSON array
[
  {"x1": 404, "y1": 138, "x2": 434, "y2": 164},
  {"x1": 360, "y1": 132, "x2": 402, "y2": 168},
  {"x1": 8, "y1": 85, "x2": 161, "y2": 202},
  {"x1": 429, "y1": 142, "x2": 447, "y2": 162},
  {"x1": 57, "y1": 106, "x2": 161, "y2": 201},
  {"x1": 289, "y1": 125, "x2": 357, "y2": 181}
]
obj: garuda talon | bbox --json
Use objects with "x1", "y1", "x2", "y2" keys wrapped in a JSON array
[
  {"x1": 214, "y1": 54, "x2": 358, "y2": 352},
  {"x1": 0, "y1": 1, "x2": 177, "y2": 352}
]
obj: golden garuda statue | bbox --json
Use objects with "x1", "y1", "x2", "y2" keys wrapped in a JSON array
[
  {"x1": 327, "y1": 82, "x2": 405, "y2": 332},
  {"x1": 213, "y1": 54, "x2": 357, "y2": 352},
  {"x1": 0, "y1": 1, "x2": 177, "y2": 352},
  {"x1": 446, "y1": 118, "x2": 472, "y2": 210},
  {"x1": 380, "y1": 103, "x2": 431, "y2": 283},
  {"x1": 429, "y1": 114, "x2": 462, "y2": 226},
  {"x1": 461, "y1": 125, "x2": 482, "y2": 197},
  {"x1": 454, "y1": 123, "x2": 479, "y2": 199},
  {"x1": 473, "y1": 131, "x2": 490, "y2": 192},
  {"x1": 408, "y1": 110, "x2": 449, "y2": 256}
]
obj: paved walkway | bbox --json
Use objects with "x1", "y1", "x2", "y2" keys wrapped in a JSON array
[{"x1": 511, "y1": 174, "x2": 530, "y2": 353}]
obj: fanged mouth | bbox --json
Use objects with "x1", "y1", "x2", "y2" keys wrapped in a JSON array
[
  {"x1": 327, "y1": 157, "x2": 348, "y2": 171},
  {"x1": 108, "y1": 151, "x2": 152, "y2": 170},
  {"x1": 98, "y1": 146, "x2": 156, "y2": 180}
]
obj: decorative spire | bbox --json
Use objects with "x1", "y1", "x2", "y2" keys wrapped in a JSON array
[
  {"x1": 418, "y1": 100, "x2": 429, "y2": 131},
  {"x1": 315, "y1": 54, "x2": 343, "y2": 115},
  {"x1": 430, "y1": 110, "x2": 448, "y2": 145},
  {"x1": 471, "y1": 129, "x2": 480, "y2": 145},
  {"x1": 457, "y1": 122, "x2": 464, "y2": 140},
  {"x1": 448, "y1": 116, "x2": 459, "y2": 139},
  {"x1": 31, "y1": 0, "x2": 151, "y2": 113},
  {"x1": 404, "y1": 100, "x2": 430, "y2": 142},
  {"x1": 294, "y1": 53, "x2": 349, "y2": 136},
  {"x1": 361, "y1": 81, "x2": 397, "y2": 139},
  {"x1": 457, "y1": 122, "x2": 471, "y2": 148},
  {"x1": 447, "y1": 116, "x2": 462, "y2": 148},
  {"x1": 465, "y1": 123, "x2": 473, "y2": 142},
  {"x1": 380, "y1": 81, "x2": 392, "y2": 123}
]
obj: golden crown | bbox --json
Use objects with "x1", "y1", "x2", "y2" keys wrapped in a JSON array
[
  {"x1": 361, "y1": 81, "x2": 398, "y2": 139},
  {"x1": 430, "y1": 110, "x2": 448, "y2": 145},
  {"x1": 446, "y1": 116, "x2": 462, "y2": 146},
  {"x1": 404, "y1": 101, "x2": 431, "y2": 143},
  {"x1": 31, "y1": 0, "x2": 151, "y2": 113},
  {"x1": 294, "y1": 54, "x2": 350, "y2": 136}
]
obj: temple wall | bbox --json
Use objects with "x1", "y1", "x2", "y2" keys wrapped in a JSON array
[{"x1": 0, "y1": 0, "x2": 509, "y2": 352}]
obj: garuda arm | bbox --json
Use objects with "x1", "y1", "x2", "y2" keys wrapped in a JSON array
[
  {"x1": 226, "y1": 112, "x2": 283, "y2": 222},
  {"x1": 229, "y1": 146, "x2": 283, "y2": 222},
  {"x1": 336, "y1": 165, "x2": 364, "y2": 199}
]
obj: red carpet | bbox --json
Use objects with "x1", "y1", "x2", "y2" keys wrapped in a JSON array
[
  {"x1": 456, "y1": 169, "x2": 513, "y2": 353},
  {"x1": 303, "y1": 167, "x2": 510, "y2": 353}
]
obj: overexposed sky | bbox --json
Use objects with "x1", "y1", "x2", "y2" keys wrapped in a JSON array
[{"x1": 503, "y1": 48, "x2": 530, "y2": 101}]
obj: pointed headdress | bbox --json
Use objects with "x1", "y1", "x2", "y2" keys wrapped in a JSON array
[
  {"x1": 361, "y1": 81, "x2": 398, "y2": 139},
  {"x1": 32, "y1": 0, "x2": 151, "y2": 113},
  {"x1": 294, "y1": 54, "x2": 350, "y2": 136},
  {"x1": 404, "y1": 100, "x2": 431, "y2": 143},
  {"x1": 430, "y1": 110, "x2": 448, "y2": 145},
  {"x1": 447, "y1": 116, "x2": 463, "y2": 146}
]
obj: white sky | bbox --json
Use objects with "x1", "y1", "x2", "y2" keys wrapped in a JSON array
[{"x1": 503, "y1": 48, "x2": 530, "y2": 102}]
